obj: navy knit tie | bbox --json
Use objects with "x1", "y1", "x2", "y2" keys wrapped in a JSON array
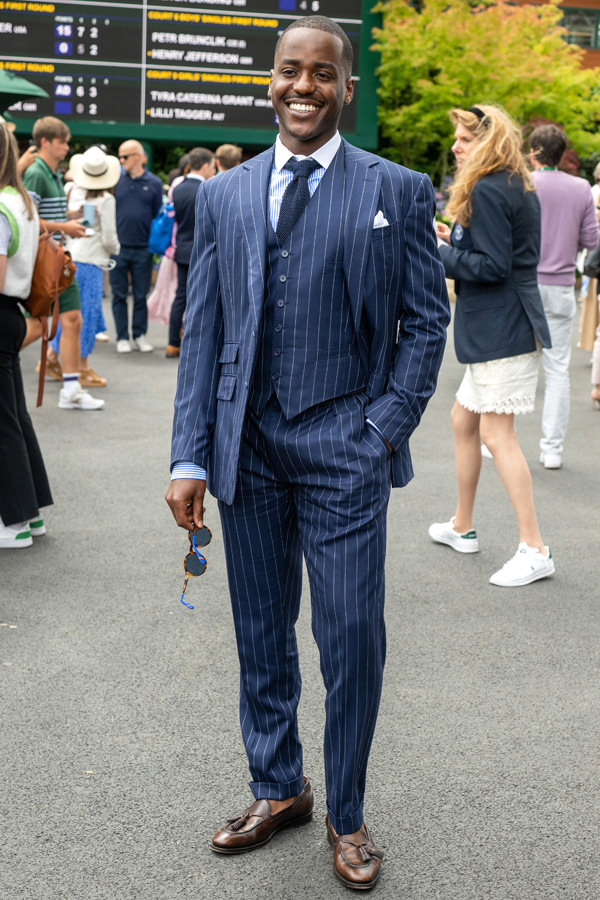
[{"x1": 276, "y1": 157, "x2": 321, "y2": 243}]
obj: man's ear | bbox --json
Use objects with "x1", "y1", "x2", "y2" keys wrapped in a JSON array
[
  {"x1": 344, "y1": 77, "x2": 355, "y2": 106},
  {"x1": 267, "y1": 70, "x2": 274, "y2": 98}
]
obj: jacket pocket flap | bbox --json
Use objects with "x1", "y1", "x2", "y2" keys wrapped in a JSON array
[
  {"x1": 219, "y1": 342, "x2": 238, "y2": 364},
  {"x1": 216, "y1": 374, "x2": 236, "y2": 401}
]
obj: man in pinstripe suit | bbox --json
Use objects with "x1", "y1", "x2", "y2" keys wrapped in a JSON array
[{"x1": 166, "y1": 16, "x2": 450, "y2": 890}]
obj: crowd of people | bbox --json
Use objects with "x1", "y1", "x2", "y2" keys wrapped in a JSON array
[
  {"x1": 1, "y1": 12, "x2": 600, "y2": 893},
  {"x1": 1, "y1": 106, "x2": 598, "y2": 560},
  {"x1": 0, "y1": 112, "x2": 243, "y2": 548},
  {"x1": 429, "y1": 112, "x2": 599, "y2": 587}
]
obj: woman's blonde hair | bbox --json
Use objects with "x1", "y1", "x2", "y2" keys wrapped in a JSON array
[
  {"x1": 446, "y1": 104, "x2": 534, "y2": 226},
  {"x1": 0, "y1": 121, "x2": 35, "y2": 219}
]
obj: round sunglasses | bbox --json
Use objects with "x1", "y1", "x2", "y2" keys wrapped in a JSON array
[{"x1": 180, "y1": 525, "x2": 212, "y2": 609}]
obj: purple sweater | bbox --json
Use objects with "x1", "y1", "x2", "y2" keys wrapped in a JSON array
[{"x1": 532, "y1": 169, "x2": 598, "y2": 285}]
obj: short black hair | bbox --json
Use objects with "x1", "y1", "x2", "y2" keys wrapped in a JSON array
[
  {"x1": 188, "y1": 147, "x2": 214, "y2": 171},
  {"x1": 529, "y1": 125, "x2": 567, "y2": 167},
  {"x1": 275, "y1": 16, "x2": 353, "y2": 78}
]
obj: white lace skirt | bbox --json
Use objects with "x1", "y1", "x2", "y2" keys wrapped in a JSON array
[{"x1": 456, "y1": 350, "x2": 540, "y2": 415}]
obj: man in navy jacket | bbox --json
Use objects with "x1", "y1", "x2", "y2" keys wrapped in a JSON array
[
  {"x1": 110, "y1": 140, "x2": 162, "y2": 353},
  {"x1": 166, "y1": 16, "x2": 449, "y2": 890}
]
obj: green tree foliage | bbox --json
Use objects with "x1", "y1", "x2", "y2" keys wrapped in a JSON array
[{"x1": 372, "y1": 0, "x2": 600, "y2": 180}]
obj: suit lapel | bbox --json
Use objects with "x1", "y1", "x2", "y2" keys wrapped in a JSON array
[
  {"x1": 342, "y1": 141, "x2": 382, "y2": 335},
  {"x1": 239, "y1": 148, "x2": 273, "y2": 326}
]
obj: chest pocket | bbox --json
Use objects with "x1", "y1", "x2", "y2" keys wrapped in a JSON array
[{"x1": 368, "y1": 220, "x2": 399, "y2": 294}]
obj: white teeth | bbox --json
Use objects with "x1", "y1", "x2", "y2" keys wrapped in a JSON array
[{"x1": 289, "y1": 102, "x2": 318, "y2": 112}]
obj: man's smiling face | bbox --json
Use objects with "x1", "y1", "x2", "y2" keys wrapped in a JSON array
[{"x1": 268, "y1": 27, "x2": 354, "y2": 156}]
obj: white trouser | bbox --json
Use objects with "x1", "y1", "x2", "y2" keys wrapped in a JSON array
[{"x1": 539, "y1": 283, "x2": 576, "y2": 457}]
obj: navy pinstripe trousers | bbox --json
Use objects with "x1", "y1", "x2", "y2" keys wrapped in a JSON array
[{"x1": 218, "y1": 391, "x2": 391, "y2": 835}]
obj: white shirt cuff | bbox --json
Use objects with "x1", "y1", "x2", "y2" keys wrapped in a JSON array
[{"x1": 171, "y1": 462, "x2": 206, "y2": 480}]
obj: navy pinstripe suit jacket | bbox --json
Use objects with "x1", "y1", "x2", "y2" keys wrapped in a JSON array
[{"x1": 171, "y1": 139, "x2": 450, "y2": 505}]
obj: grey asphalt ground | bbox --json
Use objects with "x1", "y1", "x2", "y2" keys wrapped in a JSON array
[{"x1": 2, "y1": 299, "x2": 599, "y2": 900}]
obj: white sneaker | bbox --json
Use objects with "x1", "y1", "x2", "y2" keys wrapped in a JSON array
[
  {"x1": 133, "y1": 335, "x2": 153, "y2": 352},
  {"x1": 116, "y1": 339, "x2": 132, "y2": 353},
  {"x1": 58, "y1": 386, "x2": 105, "y2": 410},
  {"x1": 0, "y1": 520, "x2": 33, "y2": 549},
  {"x1": 489, "y1": 543, "x2": 555, "y2": 587},
  {"x1": 95, "y1": 331, "x2": 110, "y2": 342},
  {"x1": 428, "y1": 516, "x2": 479, "y2": 553},
  {"x1": 540, "y1": 452, "x2": 562, "y2": 469},
  {"x1": 29, "y1": 516, "x2": 46, "y2": 537}
]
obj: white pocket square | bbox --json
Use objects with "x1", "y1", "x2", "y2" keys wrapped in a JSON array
[{"x1": 373, "y1": 210, "x2": 390, "y2": 229}]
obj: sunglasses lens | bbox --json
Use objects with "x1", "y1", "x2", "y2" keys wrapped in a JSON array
[
  {"x1": 191, "y1": 525, "x2": 212, "y2": 547},
  {"x1": 185, "y1": 551, "x2": 207, "y2": 576}
]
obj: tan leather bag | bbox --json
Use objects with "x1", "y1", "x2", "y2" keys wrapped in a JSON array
[{"x1": 24, "y1": 228, "x2": 76, "y2": 318}]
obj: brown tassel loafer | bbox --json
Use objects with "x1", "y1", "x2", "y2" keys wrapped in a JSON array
[
  {"x1": 210, "y1": 777, "x2": 313, "y2": 854},
  {"x1": 326, "y1": 814, "x2": 384, "y2": 890}
]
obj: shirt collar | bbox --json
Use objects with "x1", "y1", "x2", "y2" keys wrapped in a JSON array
[
  {"x1": 274, "y1": 132, "x2": 341, "y2": 173},
  {"x1": 186, "y1": 174, "x2": 205, "y2": 181},
  {"x1": 35, "y1": 155, "x2": 60, "y2": 180}
]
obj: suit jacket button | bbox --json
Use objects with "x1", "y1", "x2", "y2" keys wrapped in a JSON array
[
  {"x1": 279, "y1": 275, "x2": 287, "y2": 282},
  {"x1": 273, "y1": 349, "x2": 281, "y2": 357},
  {"x1": 281, "y1": 250, "x2": 289, "y2": 258},
  {"x1": 277, "y1": 299, "x2": 284, "y2": 307}
]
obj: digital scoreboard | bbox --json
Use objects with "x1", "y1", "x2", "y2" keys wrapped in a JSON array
[{"x1": 0, "y1": 0, "x2": 379, "y2": 148}]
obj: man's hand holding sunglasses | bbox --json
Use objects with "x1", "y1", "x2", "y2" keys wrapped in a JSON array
[{"x1": 165, "y1": 477, "x2": 207, "y2": 531}]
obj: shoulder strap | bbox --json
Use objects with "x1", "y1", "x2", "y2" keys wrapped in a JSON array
[{"x1": 36, "y1": 227, "x2": 64, "y2": 407}]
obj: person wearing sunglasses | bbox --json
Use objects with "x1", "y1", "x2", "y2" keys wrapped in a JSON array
[
  {"x1": 166, "y1": 15, "x2": 449, "y2": 891},
  {"x1": 109, "y1": 139, "x2": 163, "y2": 354}
]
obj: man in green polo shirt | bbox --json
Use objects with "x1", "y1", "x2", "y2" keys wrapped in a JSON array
[{"x1": 24, "y1": 116, "x2": 104, "y2": 410}]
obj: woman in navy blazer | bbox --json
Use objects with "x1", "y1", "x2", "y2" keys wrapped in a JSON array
[{"x1": 429, "y1": 104, "x2": 555, "y2": 587}]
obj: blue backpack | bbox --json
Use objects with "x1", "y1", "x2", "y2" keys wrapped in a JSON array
[{"x1": 148, "y1": 201, "x2": 175, "y2": 255}]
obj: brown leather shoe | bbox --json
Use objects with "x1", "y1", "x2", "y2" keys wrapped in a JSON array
[
  {"x1": 326, "y1": 815, "x2": 384, "y2": 890},
  {"x1": 165, "y1": 345, "x2": 180, "y2": 358},
  {"x1": 210, "y1": 777, "x2": 313, "y2": 854}
]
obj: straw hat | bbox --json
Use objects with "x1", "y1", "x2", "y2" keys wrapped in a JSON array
[
  {"x1": 69, "y1": 145, "x2": 121, "y2": 190},
  {"x1": 0, "y1": 114, "x2": 16, "y2": 132}
]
